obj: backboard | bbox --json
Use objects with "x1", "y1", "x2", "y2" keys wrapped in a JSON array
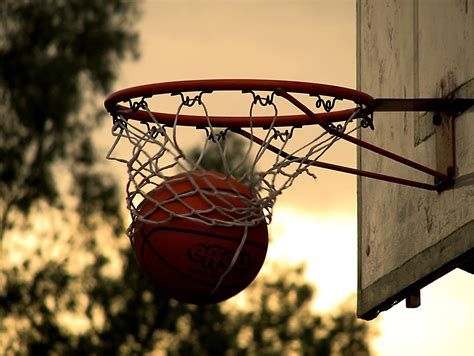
[{"x1": 357, "y1": 0, "x2": 474, "y2": 319}]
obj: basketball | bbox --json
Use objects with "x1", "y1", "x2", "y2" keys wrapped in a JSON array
[{"x1": 130, "y1": 170, "x2": 268, "y2": 304}]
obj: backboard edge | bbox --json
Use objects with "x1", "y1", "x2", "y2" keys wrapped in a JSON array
[{"x1": 357, "y1": 219, "x2": 474, "y2": 320}]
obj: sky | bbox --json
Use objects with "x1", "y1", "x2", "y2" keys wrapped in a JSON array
[{"x1": 102, "y1": 1, "x2": 474, "y2": 355}]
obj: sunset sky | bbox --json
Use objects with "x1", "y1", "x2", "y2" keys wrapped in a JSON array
[{"x1": 101, "y1": 1, "x2": 474, "y2": 355}]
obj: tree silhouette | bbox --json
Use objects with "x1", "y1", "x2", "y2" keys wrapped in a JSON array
[
  {"x1": 2, "y1": 249, "x2": 374, "y2": 354},
  {"x1": 0, "y1": 2, "x2": 375, "y2": 354},
  {"x1": 0, "y1": 0, "x2": 139, "y2": 242}
]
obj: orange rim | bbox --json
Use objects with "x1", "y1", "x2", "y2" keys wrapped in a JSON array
[{"x1": 104, "y1": 79, "x2": 375, "y2": 128}]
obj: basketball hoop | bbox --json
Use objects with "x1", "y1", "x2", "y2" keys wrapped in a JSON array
[
  {"x1": 104, "y1": 79, "x2": 461, "y2": 302},
  {"x1": 105, "y1": 80, "x2": 376, "y2": 232}
]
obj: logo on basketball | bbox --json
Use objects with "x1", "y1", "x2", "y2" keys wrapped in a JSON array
[{"x1": 188, "y1": 243, "x2": 250, "y2": 272}]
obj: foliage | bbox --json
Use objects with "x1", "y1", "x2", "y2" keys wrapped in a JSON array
[
  {"x1": 187, "y1": 133, "x2": 252, "y2": 178},
  {"x1": 0, "y1": 0, "x2": 140, "y2": 242},
  {"x1": 1, "y1": 250, "x2": 373, "y2": 355}
]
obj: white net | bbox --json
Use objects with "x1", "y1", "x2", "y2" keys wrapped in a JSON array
[{"x1": 106, "y1": 90, "x2": 361, "y2": 240}]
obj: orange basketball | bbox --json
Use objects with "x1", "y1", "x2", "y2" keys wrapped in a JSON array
[{"x1": 131, "y1": 170, "x2": 268, "y2": 304}]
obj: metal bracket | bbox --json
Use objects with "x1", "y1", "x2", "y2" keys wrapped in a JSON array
[
  {"x1": 278, "y1": 91, "x2": 473, "y2": 192},
  {"x1": 368, "y1": 97, "x2": 472, "y2": 191},
  {"x1": 406, "y1": 289, "x2": 421, "y2": 308},
  {"x1": 372, "y1": 98, "x2": 473, "y2": 117}
]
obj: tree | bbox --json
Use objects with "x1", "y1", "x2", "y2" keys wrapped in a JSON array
[
  {"x1": 0, "y1": 2, "x2": 376, "y2": 354},
  {"x1": 2, "y1": 250, "x2": 374, "y2": 355},
  {"x1": 0, "y1": 0, "x2": 140, "y2": 243},
  {"x1": 0, "y1": 0, "x2": 141, "y2": 352},
  {"x1": 187, "y1": 133, "x2": 252, "y2": 178}
]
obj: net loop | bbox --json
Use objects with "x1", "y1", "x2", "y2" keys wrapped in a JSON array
[
  {"x1": 128, "y1": 97, "x2": 150, "y2": 112},
  {"x1": 205, "y1": 128, "x2": 229, "y2": 142},
  {"x1": 271, "y1": 127, "x2": 297, "y2": 142},
  {"x1": 360, "y1": 110, "x2": 375, "y2": 130},
  {"x1": 312, "y1": 94, "x2": 342, "y2": 112},
  {"x1": 244, "y1": 90, "x2": 276, "y2": 106},
  {"x1": 172, "y1": 90, "x2": 212, "y2": 107}
]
